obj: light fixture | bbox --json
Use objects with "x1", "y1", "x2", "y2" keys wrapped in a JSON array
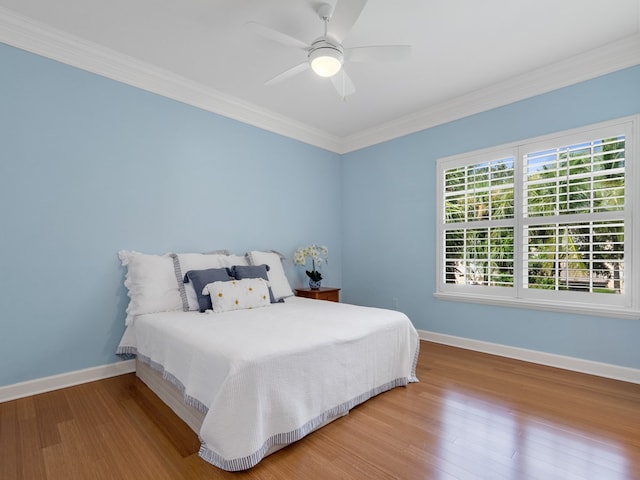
[{"x1": 308, "y1": 41, "x2": 343, "y2": 77}]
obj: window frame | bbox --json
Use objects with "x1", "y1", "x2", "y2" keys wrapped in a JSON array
[{"x1": 434, "y1": 115, "x2": 640, "y2": 320}]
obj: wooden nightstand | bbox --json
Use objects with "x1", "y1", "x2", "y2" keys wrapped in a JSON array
[{"x1": 295, "y1": 287, "x2": 341, "y2": 302}]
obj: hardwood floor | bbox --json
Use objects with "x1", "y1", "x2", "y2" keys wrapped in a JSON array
[{"x1": 1, "y1": 341, "x2": 639, "y2": 479}]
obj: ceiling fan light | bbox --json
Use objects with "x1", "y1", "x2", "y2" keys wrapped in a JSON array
[{"x1": 309, "y1": 47, "x2": 343, "y2": 77}]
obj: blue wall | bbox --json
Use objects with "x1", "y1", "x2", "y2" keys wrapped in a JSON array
[
  {"x1": 341, "y1": 65, "x2": 640, "y2": 370},
  {"x1": 0, "y1": 43, "x2": 342, "y2": 386},
  {"x1": 2, "y1": 40, "x2": 639, "y2": 388}
]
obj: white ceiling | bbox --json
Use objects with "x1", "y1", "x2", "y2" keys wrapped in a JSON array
[{"x1": 1, "y1": 0, "x2": 639, "y2": 153}]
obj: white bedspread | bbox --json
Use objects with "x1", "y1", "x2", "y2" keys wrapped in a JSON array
[{"x1": 117, "y1": 297, "x2": 419, "y2": 471}]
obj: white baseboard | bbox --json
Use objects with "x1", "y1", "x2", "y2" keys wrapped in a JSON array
[
  {"x1": 0, "y1": 359, "x2": 136, "y2": 403},
  {"x1": 2, "y1": 333, "x2": 637, "y2": 403},
  {"x1": 418, "y1": 330, "x2": 640, "y2": 384}
]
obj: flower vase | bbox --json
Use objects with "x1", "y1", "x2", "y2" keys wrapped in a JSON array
[{"x1": 309, "y1": 279, "x2": 321, "y2": 290}]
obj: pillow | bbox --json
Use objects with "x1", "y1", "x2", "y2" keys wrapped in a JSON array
[
  {"x1": 175, "y1": 253, "x2": 249, "y2": 311},
  {"x1": 231, "y1": 264, "x2": 279, "y2": 304},
  {"x1": 246, "y1": 250, "x2": 294, "y2": 301},
  {"x1": 225, "y1": 254, "x2": 250, "y2": 266},
  {"x1": 184, "y1": 268, "x2": 234, "y2": 312},
  {"x1": 118, "y1": 251, "x2": 183, "y2": 324},
  {"x1": 203, "y1": 278, "x2": 271, "y2": 313}
]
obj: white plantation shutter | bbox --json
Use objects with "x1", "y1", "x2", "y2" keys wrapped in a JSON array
[
  {"x1": 523, "y1": 136, "x2": 626, "y2": 294},
  {"x1": 435, "y1": 116, "x2": 639, "y2": 319},
  {"x1": 524, "y1": 138, "x2": 625, "y2": 218},
  {"x1": 443, "y1": 157, "x2": 515, "y2": 290},
  {"x1": 525, "y1": 220, "x2": 624, "y2": 292}
]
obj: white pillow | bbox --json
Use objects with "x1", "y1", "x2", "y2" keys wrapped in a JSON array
[
  {"x1": 203, "y1": 278, "x2": 271, "y2": 313},
  {"x1": 223, "y1": 254, "x2": 250, "y2": 267},
  {"x1": 246, "y1": 250, "x2": 294, "y2": 301},
  {"x1": 176, "y1": 253, "x2": 233, "y2": 311},
  {"x1": 176, "y1": 253, "x2": 250, "y2": 311},
  {"x1": 118, "y1": 251, "x2": 183, "y2": 324}
]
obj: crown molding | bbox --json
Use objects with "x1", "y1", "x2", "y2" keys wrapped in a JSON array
[
  {"x1": 340, "y1": 34, "x2": 640, "y2": 153},
  {"x1": 1, "y1": 7, "x2": 638, "y2": 155},
  {"x1": 0, "y1": 7, "x2": 343, "y2": 153}
]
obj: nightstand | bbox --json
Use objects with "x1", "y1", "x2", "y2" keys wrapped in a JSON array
[{"x1": 295, "y1": 287, "x2": 341, "y2": 302}]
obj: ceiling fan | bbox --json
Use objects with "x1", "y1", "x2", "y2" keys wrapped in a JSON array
[{"x1": 246, "y1": 0, "x2": 411, "y2": 99}]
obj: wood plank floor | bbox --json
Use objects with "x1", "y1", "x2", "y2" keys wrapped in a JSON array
[{"x1": 1, "y1": 341, "x2": 639, "y2": 479}]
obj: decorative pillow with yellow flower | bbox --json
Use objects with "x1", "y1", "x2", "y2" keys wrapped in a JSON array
[{"x1": 202, "y1": 278, "x2": 271, "y2": 313}]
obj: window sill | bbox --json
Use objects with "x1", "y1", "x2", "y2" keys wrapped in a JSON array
[{"x1": 433, "y1": 292, "x2": 640, "y2": 320}]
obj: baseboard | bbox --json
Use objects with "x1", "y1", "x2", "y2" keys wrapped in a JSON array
[
  {"x1": 3, "y1": 333, "x2": 637, "y2": 403},
  {"x1": 418, "y1": 330, "x2": 640, "y2": 384},
  {"x1": 0, "y1": 359, "x2": 136, "y2": 403}
]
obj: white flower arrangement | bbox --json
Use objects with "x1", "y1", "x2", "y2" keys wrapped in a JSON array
[{"x1": 294, "y1": 244, "x2": 329, "y2": 282}]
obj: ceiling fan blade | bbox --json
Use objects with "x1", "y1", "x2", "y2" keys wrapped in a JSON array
[
  {"x1": 345, "y1": 45, "x2": 412, "y2": 63},
  {"x1": 265, "y1": 62, "x2": 309, "y2": 85},
  {"x1": 327, "y1": 0, "x2": 368, "y2": 43},
  {"x1": 245, "y1": 21, "x2": 309, "y2": 50},
  {"x1": 330, "y1": 69, "x2": 356, "y2": 99}
]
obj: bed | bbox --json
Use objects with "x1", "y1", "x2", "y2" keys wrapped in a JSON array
[{"x1": 116, "y1": 250, "x2": 419, "y2": 471}]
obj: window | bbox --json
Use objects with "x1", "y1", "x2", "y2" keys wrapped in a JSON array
[{"x1": 435, "y1": 116, "x2": 639, "y2": 319}]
